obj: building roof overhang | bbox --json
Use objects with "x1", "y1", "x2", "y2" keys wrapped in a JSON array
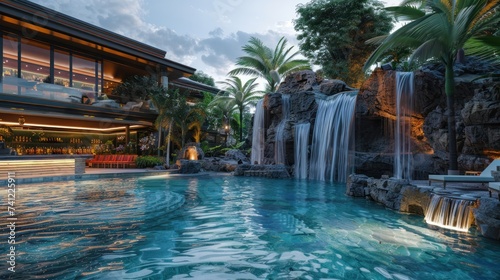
[
  {"x1": 171, "y1": 77, "x2": 221, "y2": 95},
  {"x1": 0, "y1": 0, "x2": 196, "y2": 78}
]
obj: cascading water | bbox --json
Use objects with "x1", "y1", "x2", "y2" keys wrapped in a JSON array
[
  {"x1": 394, "y1": 72, "x2": 414, "y2": 180},
  {"x1": 309, "y1": 91, "x2": 357, "y2": 183},
  {"x1": 275, "y1": 94, "x2": 290, "y2": 164},
  {"x1": 250, "y1": 99, "x2": 265, "y2": 164},
  {"x1": 294, "y1": 122, "x2": 310, "y2": 179},
  {"x1": 424, "y1": 194, "x2": 475, "y2": 232}
]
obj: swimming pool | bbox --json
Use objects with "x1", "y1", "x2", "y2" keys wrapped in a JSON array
[{"x1": 2, "y1": 175, "x2": 499, "y2": 279}]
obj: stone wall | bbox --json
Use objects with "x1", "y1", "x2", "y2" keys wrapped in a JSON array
[{"x1": 347, "y1": 174, "x2": 500, "y2": 240}]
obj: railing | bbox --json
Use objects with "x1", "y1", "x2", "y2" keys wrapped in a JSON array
[{"x1": 0, "y1": 76, "x2": 156, "y2": 112}]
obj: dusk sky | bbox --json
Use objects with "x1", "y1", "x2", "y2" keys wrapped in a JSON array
[{"x1": 28, "y1": 0, "x2": 402, "y2": 86}]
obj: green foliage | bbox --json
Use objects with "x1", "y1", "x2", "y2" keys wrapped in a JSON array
[
  {"x1": 204, "y1": 144, "x2": 224, "y2": 157},
  {"x1": 189, "y1": 71, "x2": 215, "y2": 86},
  {"x1": 150, "y1": 88, "x2": 206, "y2": 148},
  {"x1": 211, "y1": 76, "x2": 262, "y2": 142},
  {"x1": 363, "y1": 0, "x2": 500, "y2": 171},
  {"x1": 294, "y1": 0, "x2": 393, "y2": 87},
  {"x1": 135, "y1": 156, "x2": 164, "y2": 168},
  {"x1": 112, "y1": 75, "x2": 165, "y2": 102},
  {"x1": 229, "y1": 36, "x2": 311, "y2": 92},
  {"x1": 364, "y1": 0, "x2": 500, "y2": 70}
]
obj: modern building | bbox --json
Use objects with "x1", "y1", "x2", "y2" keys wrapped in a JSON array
[{"x1": 0, "y1": 0, "x2": 219, "y2": 158}]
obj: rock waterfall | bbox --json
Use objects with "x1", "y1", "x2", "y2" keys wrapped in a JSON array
[
  {"x1": 394, "y1": 72, "x2": 414, "y2": 180},
  {"x1": 424, "y1": 195, "x2": 475, "y2": 232},
  {"x1": 294, "y1": 122, "x2": 310, "y2": 179},
  {"x1": 309, "y1": 91, "x2": 357, "y2": 182},
  {"x1": 275, "y1": 94, "x2": 290, "y2": 164},
  {"x1": 250, "y1": 99, "x2": 265, "y2": 164}
]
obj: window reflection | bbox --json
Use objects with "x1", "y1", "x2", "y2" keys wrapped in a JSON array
[
  {"x1": 2, "y1": 34, "x2": 19, "y2": 94},
  {"x1": 72, "y1": 54, "x2": 96, "y2": 91},
  {"x1": 54, "y1": 49, "x2": 70, "y2": 87},
  {"x1": 21, "y1": 38, "x2": 50, "y2": 95},
  {"x1": 0, "y1": 33, "x2": 151, "y2": 110}
]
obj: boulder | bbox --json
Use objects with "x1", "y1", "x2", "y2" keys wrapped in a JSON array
[
  {"x1": 178, "y1": 159, "x2": 201, "y2": 174},
  {"x1": 224, "y1": 149, "x2": 248, "y2": 162},
  {"x1": 473, "y1": 198, "x2": 500, "y2": 240},
  {"x1": 276, "y1": 70, "x2": 317, "y2": 94}
]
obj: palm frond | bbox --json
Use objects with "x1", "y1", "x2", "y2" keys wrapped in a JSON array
[{"x1": 385, "y1": 5, "x2": 426, "y2": 21}]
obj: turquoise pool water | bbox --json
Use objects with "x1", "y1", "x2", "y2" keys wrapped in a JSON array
[{"x1": 2, "y1": 175, "x2": 499, "y2": 279}]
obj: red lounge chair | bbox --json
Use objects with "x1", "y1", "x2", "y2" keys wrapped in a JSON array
[
  {"x1": 125, "y1": 155, "x2": 138, "y2": 168},
  {"x1": 116, "y1": 155, "x2": 132, "y2": 168},
  {"x1": 111, "y1": 154, "x2": 124, "y2": 168},
  {"x1": 103, "y1": 154, "x2": 118, "y2": 168},
  {"x1": 98, "y1": 155, "x2": 112, "y2": 168},
  {"x1": 87, "y1": 154, "x2": 103, "y2": 167}
]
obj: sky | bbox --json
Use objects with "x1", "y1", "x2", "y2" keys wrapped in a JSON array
[{"x1": 28, "y1": 0, "x2": 402, "y2": 86}]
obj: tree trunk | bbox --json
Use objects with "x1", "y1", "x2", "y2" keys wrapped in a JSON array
[
  {"x1": 165, "y1": 118, "x2": 173, "y2": 168},
  {"x1": 239, "y1": 107, "x2": 243, "y2": 142},
  {"x1": 445, "y1": 63, "x2": 459, "y2": 174},
  {"x1": 157, "y1": 126, "x2": 162, "y2": 157}
]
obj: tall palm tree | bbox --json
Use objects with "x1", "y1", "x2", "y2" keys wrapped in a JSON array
[
  {"x1": 210, "y1": 76, "x2": 262, "y2": 141},
  {"x1": 229, "y1": 36, "x2": 311, "y2": 92},
  {"x1": 364, "y1": 0, "x2": 500, "y2": 174}
]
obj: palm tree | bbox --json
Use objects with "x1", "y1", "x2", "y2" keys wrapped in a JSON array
[
  {"x1": 150, "y1": 88, "x2": 206, "y2": 165},
  {"x1": 210, "y1": 76, "x2": 262, "y2": 141},
  {"x1": 364, "y1": 0, "x2": 500, "y2": 174},
  {"x1": 229, "y1": 36, "x2": 311, "y2": 92}
]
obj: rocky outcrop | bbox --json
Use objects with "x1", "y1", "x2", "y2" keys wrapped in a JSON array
[
  {"x1": 472, "y1": 198, "x2": 500, "y2": 240},
  {"x1": 355, "y1": 57, "x2": 500, "y2": 178},
  {"x1": 178, "y1": 159, "x2": 201, "y2": 174},
  {"x1": 347, "y1": 174, "x2": 432, "y2": 215},
  {"x1": 199, "y1": 149, "x2": 250, "y2": 172},
  {"x1": 348, "y1": 174, "x2": 500, "y2": 240}
]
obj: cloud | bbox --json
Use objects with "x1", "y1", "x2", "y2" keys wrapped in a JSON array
[{"x1": 27, "y1": 0, "x2": 305, "y2": 84}]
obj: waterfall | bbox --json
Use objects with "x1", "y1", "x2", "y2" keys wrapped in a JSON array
[
  {"x1": 424, "y1": 195, "x2": 475, "y2": 232},
  {"x1": 394, "y1": 72, "x2": 414, "y2": 180},
  {"x1": 294, "y1": 123, "x2": 310, "y2": 179},
  {"x1": 309, "y1": 91, "x2": 357, "y2": 183},
  {"x1": 250, "y1": 99, "x2": 265, "y2": 164},
  {"x1": 274, "y1": 94, "x2": 290, "y2": 164}
]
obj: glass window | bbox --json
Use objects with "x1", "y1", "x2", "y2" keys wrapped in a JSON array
[
  {"x1": 96, "y1": 60, "x2": 102, "y2": 94},
  {"x1": 21, "y1": 38, "x2": 50, "y2": 94},
  {"x1": 2, "y1": 34, "x2": 19, "y2": 94},
  {"x1": 54, "y1": 49, "x2": 70, "y2": 87},
  {"x1": 72, "y1": 54, "x2": 96, "y2": 91}
]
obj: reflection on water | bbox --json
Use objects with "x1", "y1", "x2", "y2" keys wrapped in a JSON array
[{"x1": 0, "y1": 176, "x2": 499, "y2": 279}]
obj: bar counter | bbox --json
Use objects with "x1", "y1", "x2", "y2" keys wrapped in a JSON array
[{"x1": 0, "y1": 154, "x2": 93, "y2": 179}]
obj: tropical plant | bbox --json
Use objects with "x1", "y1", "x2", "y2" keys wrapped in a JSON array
[
  {"x1": 364, "y1": 0, "x2": 500, "y2": 173},
  {"x1": 112, "y1": 75, "x2": 164, "y2": 102},
  {"x1": 135, "y1": 155, "x2": 164, "y2": 168},
  {"x1": 189, "y1": 71, "x2": 216, "y2": 86},
  {"x1": 294, "y1": 0, "x2": 393, "y2": 87},
  {"x1": 228, "y1": 36, "x2": 310, "y2": 92},
  {"x1": 210, "y1": 76, "x2": 262, "y2": 141},
  {"x1": 150, "y1": 88, "x2": 206, "y2": 166}
]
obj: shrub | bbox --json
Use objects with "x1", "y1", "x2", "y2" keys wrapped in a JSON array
[{"x1": 135, "y1": 156, "x2": 163, "y2": 168}]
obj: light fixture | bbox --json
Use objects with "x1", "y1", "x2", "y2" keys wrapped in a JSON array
[{"x1": 18, "y1": 116, "x2": 25, "y2": 126}]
